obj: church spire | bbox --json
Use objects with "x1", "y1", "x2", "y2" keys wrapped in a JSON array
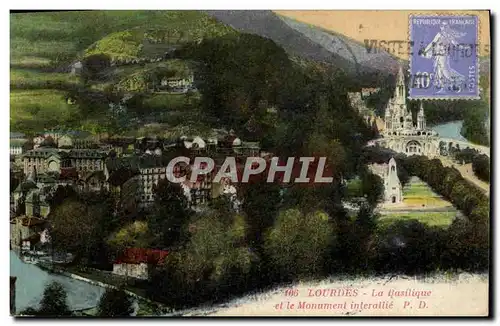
[
  {"x1": 395, "y1": 65, "x2": 406, "y2": 104},
  {"x1": 418, "y1": 101, "x2": 425, "y2": 116},
  {"x1": 417, "y1": 101, "x2": 426, "y2": 130}
]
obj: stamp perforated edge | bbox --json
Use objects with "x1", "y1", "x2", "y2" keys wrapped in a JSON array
[{"x1": 407, "y1": 13, "x2": 481, "y2": 101}]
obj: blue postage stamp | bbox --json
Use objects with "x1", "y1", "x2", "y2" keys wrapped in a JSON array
[{"x1": 409, "y1": 15, "x2": 479, "y2": 99}]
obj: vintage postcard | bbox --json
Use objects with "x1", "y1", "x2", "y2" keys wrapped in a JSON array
[{"x1": 9, "y1": 10, "x2": 491, "y2": 317}]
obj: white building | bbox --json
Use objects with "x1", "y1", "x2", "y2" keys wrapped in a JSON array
[
  {"x1": 10, "y1": 139, "x2": 25, "y2": 156},
  {"x1": 377, "y1": 66, "x2": 440, "y2": 157},
  {"x1": 369, "y1": 157, "x2": 403, "y2": 205}
]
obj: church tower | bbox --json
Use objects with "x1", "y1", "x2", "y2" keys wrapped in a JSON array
[
  {"x1": 386, "y1": 157, "x2": 402, "y2": 204},
  {"x1": 394, "y1": 65, "x2": 406, "y2": 105},
  {"x1": 417, "y1": 102, "x2": 426, "y2": 130},
  {"x1": 385, "y1": 105, "x2": 392, "y2": 131}
]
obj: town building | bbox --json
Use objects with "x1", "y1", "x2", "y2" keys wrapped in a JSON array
[
  {"x1": 361, "y1": 87, "x2": 381, "y2": 98},
  {"x1": 347, "y1": 91, "x2": 377, "y2": 127},
  {"x1": 58, "y1": 131, "x2": 97, "y2": 149},
  {"x1": 10, "y1": 216, "x2": 47, "y2": 251},
  {"x1": 68, "y1": 149, "x2": 107, "y2": 172},
  {"x1": 112, "y1": 248, "x2": 169, "y2": 280},
  {"x1": 70, "y1": 61, "x2": 83, "y2": 75},
  {"x1": 368, "y1": 157, "x2": 403, "y2": 205},
  {"x1": 160, "y1": 75, "x2": 194, "y2": 89},
  {"x1": 21, "y1": 148, "x2": 69, "y2": 175},
  {"x1": 10, "y1": 139, "x2": 27, "y2": 156},
  {"x1": 21, "y1": 148, "x2": 107, "y2": 175}
]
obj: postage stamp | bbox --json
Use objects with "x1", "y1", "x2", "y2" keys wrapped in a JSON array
[{"x1": 408, "y1": 15, "x2": 480, "y2": 100}]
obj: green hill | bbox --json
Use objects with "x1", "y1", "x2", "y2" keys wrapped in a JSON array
[
  {"x1": 10, "y1": 11, "x2": 236, "y2": 134},
  {"x1": 11, "y1": 11, "x2": 234, "y2": 67}
]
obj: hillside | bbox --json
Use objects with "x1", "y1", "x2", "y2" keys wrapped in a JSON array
[
  {"x1": 9, "y1": 11, "x2": 237, "y2": 135},
  {"x1": 205, "y1": 10, "x2": 402, "y2": 80}
]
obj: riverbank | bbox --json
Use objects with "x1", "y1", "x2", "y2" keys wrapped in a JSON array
[{"x1": 36, "y1": 262, "x2": 171, "y2": 316}]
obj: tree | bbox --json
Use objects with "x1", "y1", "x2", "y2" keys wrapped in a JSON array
[
  {"x1": 241, "y1": 179, "x2": 281, "y2": 245},
  {"x1": 360, "y1": 171, "x2": 384, "y2": 208},
  {"x1": 97, "y1": 288, "x2": 134, "y2": 317},
  {"x1": 49, "y1": 195, "x2": 114, "y2": 264},
  {"x1": 82, "y1": 54, "x2": 111, "y2": 81},
  {"x1": 472, "y1": 154, "x2": 490, "y2": 182},
  {"x1": 107, "y1": 221, "x2": 151, "y2": 253},
  {"x1": 264, "y1": 208, "x2": 335, "y2": 280},
  {"x1": 149, "y1": 211, "x2": 258, "y2": 306},
  {"x1": 21, "y1": 281, "x2": 71, "y2": 316},
  {"x1": 149, "y1": 179, "x2": 191, "y2": 247}
]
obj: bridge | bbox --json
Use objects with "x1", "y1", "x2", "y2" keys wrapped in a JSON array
[{"x1": 439, "y1": 138, "x2": 490, "y2": 157}]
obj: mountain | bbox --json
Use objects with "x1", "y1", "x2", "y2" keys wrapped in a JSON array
[{"x1": 205, "y1": 10, "x2": 402, "y2": 79}]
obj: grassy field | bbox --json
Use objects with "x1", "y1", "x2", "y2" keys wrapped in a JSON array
[
  {"x1": 10, "y1": 89, "x2": 80, "y2": 133},
  {"x1": 402, "y1": 177, "x2": 453, "y2": 208},
  {"x1": 378, "y1": 211, "x2": 457, "y2": 228},
  {"x1": 10, "y1": 68, "x2": 80, "y2": 88}
]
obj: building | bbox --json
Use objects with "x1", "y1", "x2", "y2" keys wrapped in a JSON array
[
  {"x1": 68, "y1": 149, "x2": 107, "y2": 172},
  {"x1": 347, "y1": 92, "x2": 376, "y2": 126},
  {"x1": 368, "y1": 157, "x2": 403, "y2": 205},
  {"x1": 112, "y1": 248, "x2": 169, "y2": 280},
  {"x1": 160, "y1": 75, "x2": 194, "y2": 89},
  {"x1": 58, "y1": 131, "x2": 97, "y2": 149},
  {"x1": 21, "y1": 148, "x2": 107, "y2": 176},
  {"x1": 10, "y1": 216, "x2": 47, "y2": 251},
  {"x1": 21, "y1": 148, "x2": 69, "y2": 175},
  {"x1": 137, "y1": 156, "x2": 170, "y2": 209},
  {"x1": 77, "y1": 170, "x2": 107, "y2": 193},
  {"x1": 377, "y1": 66, "x2": 440, "y2": 157},
  {"x1": 71, "y1": 61, "x2": 83, "y2": 75},
  {"x1": 10, "y1": 139, "x2": 26, "y2": 156},
  {"x1": 361, "y1": 87, "x2": 381, "y2": 98}
]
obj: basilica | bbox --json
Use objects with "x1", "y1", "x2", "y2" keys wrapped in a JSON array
[{"x1": 376, "y1": 66, "x2": 440, "y2": 157}]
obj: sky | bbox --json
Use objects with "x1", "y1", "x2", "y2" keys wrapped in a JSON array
[{"x1": 275, "y1": 10, "x2": 490, "y2": 60}]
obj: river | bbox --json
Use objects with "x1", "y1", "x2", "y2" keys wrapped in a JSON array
[
  {"x1": 10, "y1": 251, "x2": 106, "y2": 314},
  {"x1": 430, "y1": 120, "x2": 468, "y2": 142}
]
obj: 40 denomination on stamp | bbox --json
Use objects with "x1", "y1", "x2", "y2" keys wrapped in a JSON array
[{"x1": 409, "y1": 15, "x2": 480, "y2": 100}]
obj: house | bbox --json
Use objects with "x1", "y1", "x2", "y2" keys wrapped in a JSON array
[
  {"x1": 10, "y1": 139, "x2": 25, "y2": 156},
  {"x1": 10, "y1": 216, "x2": 47, "y2": 251},
  {"x1": 77, "y1": 170, "x2": 107, "y2": 193},
  {"x1": 10, "y1": 132, "x2": 26, "y2": 140},
  {"x1": 43, "y1": 130, "x2": 65, "y2": 145},
  {"x1": 12, "y1": 179, "x2": 38, "y2": 214},
  {"x1": 58, "y1": 131, "x2": 96, "y2": 149},
  {"x1": 32, "y1": 135, "x2": 45, "y2": 149},
  {"x1": 160, "y1": 75, "x2": 194, "y2": 89},
  {"x1": 25, "y1": 187, "x2": 52, "y2": 218},
  {"x1": 362, "y1": 87, "x2": 381, "y2": 98},
  {"x1": 181, "y1": 136, "x2": 206, "y2": 150},
  {"x1": 71, "y1": 61, "x2": 83, "y2": 75},
  {"x1": 112, "y1": 248, "x2": 169, "y2": 280}
]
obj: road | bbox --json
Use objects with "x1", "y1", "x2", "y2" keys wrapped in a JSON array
[{"x1": 439, "y1": 158, "x2": 490, "y2": 197}]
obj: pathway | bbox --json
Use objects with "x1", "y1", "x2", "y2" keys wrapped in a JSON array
[{"x1": 439, "y1": 158, "x2": 490, "y2": 197}]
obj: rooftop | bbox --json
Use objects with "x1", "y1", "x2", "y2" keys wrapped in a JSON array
[{"x1": 114, "y1": 248, "x2": 169, "y2": 265}]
